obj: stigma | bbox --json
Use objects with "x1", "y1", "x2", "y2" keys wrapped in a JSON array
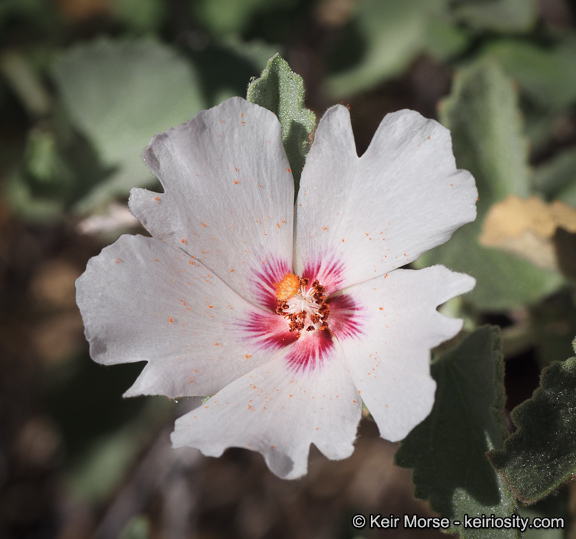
[{"x1": 275, "y1": 273, "x2": 330, "y2": 333}]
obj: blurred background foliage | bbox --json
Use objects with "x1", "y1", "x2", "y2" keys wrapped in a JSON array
[{"x1": 2, "y1": 0, "x2": 576, "y2": 537}]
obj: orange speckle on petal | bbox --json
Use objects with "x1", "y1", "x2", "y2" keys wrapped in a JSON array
[
  {"x1": 202, "y1": 223, "x2": 207, "y2": 228},
  {"x1": 245, "y1": 354, "x2": 252, "y2": 359},
  {"x1": 169, "y1": 317, "x2": 174, "y2": 323},
  {"x1": 379, "y1": 307, "x2": 384, "y2": 311},
  {"x1": 209, "y1": 305, "x2": 214, "y2": 309},
  {"x1": 181, "y1": 238, "x2": 186, "y2": 244},
  {"x1": 286, "y1": 168, "x2": 291, "y2": 173}
]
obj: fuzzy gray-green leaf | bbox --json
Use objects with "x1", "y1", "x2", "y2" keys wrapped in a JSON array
[
  {"x1": 490, "y1": 344, "x2": 576, "y2": 504},
  {"x1": 247, "y1": 54, "x2": 315, "y2": 189},
  {"x1": 53, "y1": 38, "x2": 205, "y2": 211},
  {"x1": 396, "y1": 327, "x2": 517, "y2": 539},
  {"x1": 416, "y1": 60, "x2": 562, "y2": 310}
]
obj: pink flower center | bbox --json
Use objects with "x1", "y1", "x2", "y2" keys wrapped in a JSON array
[{"x1": 275, "y1": 273, "x2": 330, "y2": 334}]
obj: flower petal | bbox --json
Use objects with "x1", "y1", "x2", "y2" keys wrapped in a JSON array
[
  {"x1": 294, "y1": 105, "x2": 477, "y2": 290},
  {"x1": 129, "y1": 97, "x2": 294, "y2": 310},
  {"x1": 76, "y1": 235, "x2": 285, "y2": 398},
  {"x1": 335, "y1": 266, "x2": 475, "y2": 441},
  {"x1": 171, "y1": 339, "x2": 362, "y2": 479}
]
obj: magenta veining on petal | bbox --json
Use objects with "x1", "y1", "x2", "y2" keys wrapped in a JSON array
[
  {"x1": 327, "y1": 294, "x2": 364, "y2": 340},
  {"x1": 242, "y1": 310, "x2": 299, "y2": 351},
  {"x1": 282, "y1": 293, "x2": 363, "y2": 372},
  {"x1": 285, "y1": 330, "x2": 333, "y2": 372},
  {"x1": 239, "y1": 253, "x2": 364, "y2": 373},
  {"x1": 301, "y1": 254, "x2": 345, "y2": 296},
  {"x1": 249, "y1": 256, "x2": 292, "y2": 311}
]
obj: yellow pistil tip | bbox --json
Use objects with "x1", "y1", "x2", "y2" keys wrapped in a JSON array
[{"x1": 276, "y1": 273, "x2": 300, "y2": 302}]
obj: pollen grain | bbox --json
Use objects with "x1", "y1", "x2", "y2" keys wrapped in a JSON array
[{"x1": 275, "y1": 273, "x2": 300, "y2": 301}]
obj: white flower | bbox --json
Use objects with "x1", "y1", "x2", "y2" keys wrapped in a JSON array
[{"x1": 76, "y1": 97, "x2": 477, "y2": 479}]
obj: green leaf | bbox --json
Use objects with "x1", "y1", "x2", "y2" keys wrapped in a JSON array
[
  {"x1": 444, "y1": 60, "x2": 531, "y2": 207},
  {"x1": 490, "y1": 342, "x2": 576, "y2": 504},
  {"x1": 556, "y1": 184, "x2": 576, "y2": 211},
  {"x1": 120, "y1": 515, "x2": 151, "y2": 539},
  {"x1": 396, "y1": 327, "x2": 518, "y2": 539},
  {"x1": 191, "y1": 38, "x2": 282, "y2": 108},
  {"x1": 111, "y1": 0, "x2": 167, "y2": 31},
  {"x1": 0, "y1": 51, "x2": 52, "y2": 117},
  {"x1": 192, "y1": 0, "x2": 264, "y2": 35},
  {"x1": 325, "y1": 0, "x2": 446, "y2": 97},
  {"x1": 192, "y1": 0, "x2": 292, "y2": 36},
  {"x1": 24, "y1": 128, "x2": 72, "y2": 187},
  {"x1": 5, "y1": 120, "x2": 112, "y2": 221},
  {"x1": 63, "y1": 390, "x2": 172, "y2": 503},
  {"x1": 532, "y1": 149, "x2": 576, "y2": 201},
  {"x1": 5, "y1": 169, "x2": 66, "y2": 221},
  {"x1": 425, "y1": 17, "x2": 470, "y2": 61},
  {"x1": 480, "y1": 40, "x2": 576, "y2": 110},
  {"x1": 532, "y1": 148, "x2": 576, "y2": 209},
  {"x1": 0, "y1": 0, "x2": 59, "y2": 31},
  {"x1": 247, "y1": 54, "x2": 316, "y2": 188},
  {"x1": 416, "y1": 60, "x2": 562, "y2": 311},
  {"x1": 52, "y1": 38, "x2": 205, "y2": 211},
  {"x1": 531, "y1": 294, "x2": 576, "y2": 369},
  {"x1": 452, "y1": 0, "x2": 538, "y2": 33}
]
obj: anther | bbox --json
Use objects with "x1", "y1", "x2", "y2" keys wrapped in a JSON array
[{"x1": 275, "y1": 274, "x2": 330, "y2": 335}]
